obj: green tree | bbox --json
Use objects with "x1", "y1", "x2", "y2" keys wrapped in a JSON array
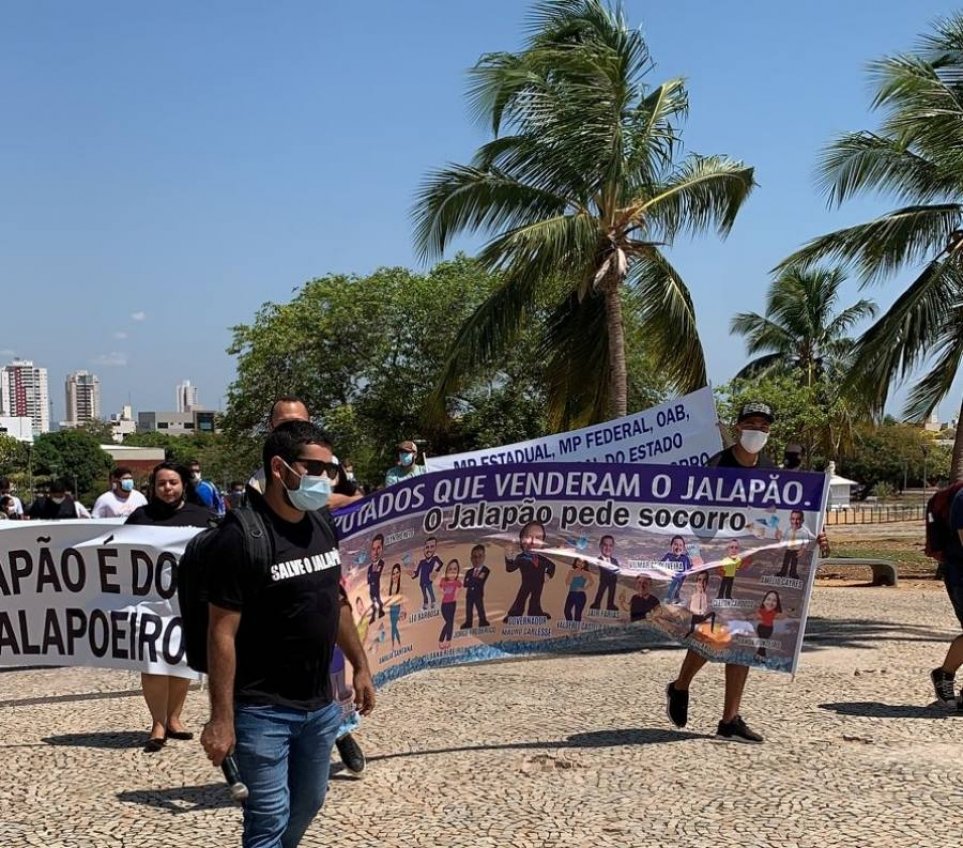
[
  {"x1": 77, "y1": 419, "x2": 117, "y2": 444},
  {"x1": 223, "y1": 256, "x2": 671, "y2": 483},
  {"x1": 730, "y1": 266, "x2": 877, "y2": 386},
  {"x1": 413, "y1": 0, "x2": 754, "y2": 426},
  {"x1": 842, "y1": 423, "x2": 951, "y2": 492},
  {"x1": 0, "y1": 434, "x2": 28, "y2": 475},
  {"x1": 779, "y1": 15, "x2": 963, "y2": 479},
  {"x1": 223, "y1": 258, "x2": 554, "y2": 483},
  {"x1": 32, "y1": 430, "x2": 112, "y2": 502}
]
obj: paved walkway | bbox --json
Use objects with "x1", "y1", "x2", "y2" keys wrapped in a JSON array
[{"x1": 2, "y1": 584, "x2": 961, "y2": 848}]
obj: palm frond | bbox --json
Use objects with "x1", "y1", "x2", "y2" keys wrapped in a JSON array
[
  {"x1": 775, "y1": 204, "x2": 962, "y2": 282},
  {"x1": 540, "y1": 289, "x2": 610, "y2": 429},
  {"x1": 640, "y1": 155, "x2": 756, "y2": 242},
  {"x1": 903, "y1": 322, "x2": 963, "y2": 420},
  {"x1": 818, "y1": 132, "x2": 955, "y2": 207},
  {"x1": 732, "y1": 353, "x2": 785, "y2": 381},
  {"x1": 412, "y1": 165, "x2": 570, "y2": 261},
  {"x1": 630, "y1": 249, "x2": 706, "y2": 390},
  {"x1": 845, "y1": 257, "x2": 960, "y2": 409},
  {"x1": 427, "y1": 271, "x2": 545, "y2": 419}
]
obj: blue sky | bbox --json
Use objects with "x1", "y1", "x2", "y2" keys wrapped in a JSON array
[{"x1": 1, "y1": 0, "x2": 960, "y2": 425}]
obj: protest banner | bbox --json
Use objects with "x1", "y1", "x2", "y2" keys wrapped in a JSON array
[
  {"x1": 0, "y1": 521, "x2": 193, "y2": 675},
  {"x1": 335, "y1": 461, "x2": 829, "y2": 685},
  {"x1": 424, "y1": 387, "x2": 721, "y2": 470},
  {"x1": 0, "y1": 461, "x2": 828, "y2": 688}
]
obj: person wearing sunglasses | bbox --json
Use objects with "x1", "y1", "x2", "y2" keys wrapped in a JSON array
[{"x1": 201, "y1": 420, "x2": 375, "y2": 848}]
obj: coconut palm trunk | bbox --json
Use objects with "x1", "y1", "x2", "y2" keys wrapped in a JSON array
[{"x1": 602, "y1": 275, "x2": 629, "y2": 419}]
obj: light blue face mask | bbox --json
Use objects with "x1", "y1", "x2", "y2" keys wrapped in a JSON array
[
  {"x1": 399, "y1": 452, "x2": 415, "y2": 467},
  {"x1": 120, "y1": 478, "x2": 135, "y2": 493},
  {"x1": 281, "y1": 460, "x2": 332, "y2": 511}
]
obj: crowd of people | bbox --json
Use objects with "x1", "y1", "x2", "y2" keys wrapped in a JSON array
[{"x1": 2, "y1": 395, "x2": 962, "y2": 848}]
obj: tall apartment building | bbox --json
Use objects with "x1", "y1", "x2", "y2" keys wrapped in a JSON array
[
  {"x1": 0, "y1": 359, "x2": 49, "y2": 435},
  {"x1": 65, "y1": 370, "x2": 101, "y2": 426},
  {"x1": 176, "y1": 379, "x2": 199, "y2": 412}
]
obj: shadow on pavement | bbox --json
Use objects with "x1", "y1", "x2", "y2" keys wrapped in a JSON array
[
  {"x1": 42, "y1": 731, "x2": 147, "y2": 749},
  {"x1": 369, "y1": 726, "x2": 706, "y2": 763},
  {"x1": 117, "y1": 784, "x2": 235, "y2": 813},
  {"x1": 803, "y1": 616, "x2": 950, "y2": 651},
  {"x1": 819, "y1": 701, "x2": 953, "y2": 719}
]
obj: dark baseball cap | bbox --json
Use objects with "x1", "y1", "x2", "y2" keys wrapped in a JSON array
[{"x1": 737, "y1": 401, "x2": 775, "y2": 424}]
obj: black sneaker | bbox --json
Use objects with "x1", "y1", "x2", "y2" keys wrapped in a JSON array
[
  {"x1": 716, "y1": 715, "x2": 763, "y2": 743},
  {"x1": 930, "y1": 667, "x2": 956, "y2": 707},
  {"x1": 665, "y1": 682, "x2": 688, "y2": 728},
  {"x1": 335, "y1": 733, "x2": 366, "y2": 777}
]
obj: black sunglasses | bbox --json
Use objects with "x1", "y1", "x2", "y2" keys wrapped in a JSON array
[{"x1": 292, "y1": 457, "x2": 340, "y2": 478}]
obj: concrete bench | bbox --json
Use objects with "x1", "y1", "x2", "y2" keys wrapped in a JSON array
[{"x1": 818, "y1": 557, "x2": 898, "y2": 587}]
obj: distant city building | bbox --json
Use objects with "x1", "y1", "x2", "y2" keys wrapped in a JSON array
[
  {"x1": 108, "y1": 404, "x2": 137, "y2": 443},
  {"x1": 176, "y1": 380, "x2": 199, "y2": 413},
  {"x1": 137, "y1": 409, "x2": 218, "y2": 436},
  {"x1": 0, "y1": 359, "x2": 49, "y2": 435},
  {"x1": 64, "y1": 370, "x2": 101, "y2": 426},
  {"x1": 0, "y1": 415, "x2": 34, "y2": 443},
  {"x1": 924, "y1": 411, "x2": 942, "y2": 433}
]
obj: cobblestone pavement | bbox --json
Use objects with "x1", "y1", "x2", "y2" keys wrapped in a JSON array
[{"x1": 2, "y1": 585, "x2": 962, "y2": 848}]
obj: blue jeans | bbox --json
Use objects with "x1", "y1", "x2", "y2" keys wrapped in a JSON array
[{"x1": 233, "y1": 700, "x2": 342, "y2": 848}]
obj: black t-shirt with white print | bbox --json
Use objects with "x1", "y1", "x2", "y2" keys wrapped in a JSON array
[{"x1": 207, "y1": 503, "x2": 342, "y2": 711}]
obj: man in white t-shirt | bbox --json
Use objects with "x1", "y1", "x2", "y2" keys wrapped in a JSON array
[{"x1": 92, "y1": 466, "x2": 147, "y2": 518}]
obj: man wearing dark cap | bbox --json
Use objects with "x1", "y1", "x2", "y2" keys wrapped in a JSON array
[
  {"x1": 664, "y1": 400, "x2": 829, "y2": 743},
  {"x1": 385, "y1": 440, "x2": 426, "y2": 487},
  {"x1": 707, "y1": 402, "x2": 777, "y2": 470}
]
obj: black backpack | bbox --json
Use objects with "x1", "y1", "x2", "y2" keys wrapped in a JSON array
[
  {"x1": 925, "y1": 481, "x2": 963, "y2": 562},
  {"x1": 177, "y1": 507, "x2": 271, "y2": 673},
  {"x1": 177, "y1": 497, "x2": 340, "y2": 673}
]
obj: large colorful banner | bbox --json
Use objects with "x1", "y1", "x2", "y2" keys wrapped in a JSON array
[
  {"x1": 425, "y1": 387, "x2": 721, "y2": 470},
  {"x1": 0, "y1": 462, "x2": 828, "y2": 684},
  {"x1": 0, "y1": 521, "x2": 193, "y2": 676},
  {"x1": 336, "y1": 462, "x2": 829, "y2": 682}
]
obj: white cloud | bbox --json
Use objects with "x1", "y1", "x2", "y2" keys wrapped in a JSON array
[
  {"x1": 0, "y1": 348, "x2": 14, "y2": 357},
  {"x1": 92, "y1": 352, "x2": 128, "y2": 367},
  {"x1": 130, "y1": 311, "x2": 146, "y2": 322},
  {"x1": 113, "y1": 331, "x2": 128, "y2": 340}
]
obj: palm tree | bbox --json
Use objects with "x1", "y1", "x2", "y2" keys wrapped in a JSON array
[
  {"x1": 412, "y1": 0, "x2": 754, "y2": 428},
  {"x1": 730, "y1": 266, "x2": 877, "y2": 387},
  {"x1": 779, "y1": 15, "x2": 963, "y2": 479}
]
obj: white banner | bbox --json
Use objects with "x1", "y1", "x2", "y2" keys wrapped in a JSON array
[
  {"x1": 426, "y1": 387, "x2": 722, "y2": 471},
  {"x1": 0, "y1": 520, "x2": 199, "y2": 676}
]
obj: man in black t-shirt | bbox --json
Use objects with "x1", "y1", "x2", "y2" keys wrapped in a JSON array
[
  {"x1": 664, "y1": 401, "x2": 829, "y2": 744},
  {"x1": 200, "y1": 421, "x2": 375, "y2": 848}
]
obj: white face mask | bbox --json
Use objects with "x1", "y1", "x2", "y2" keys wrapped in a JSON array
[{"x1": 739, "y1": 429, "x2": 769, "y2": 454}]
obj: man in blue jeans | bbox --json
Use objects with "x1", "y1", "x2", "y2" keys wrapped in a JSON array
[{"x1": 201, "y1": 421, "x2": 375, "y2": 848}]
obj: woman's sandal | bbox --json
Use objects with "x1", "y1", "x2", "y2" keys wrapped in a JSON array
[
  {"x1": 144, "y1": 737, "x2": 166, "y2": 753},
  {"x1": 164, "y1": 729, "x2": 194, "y2": 741}
]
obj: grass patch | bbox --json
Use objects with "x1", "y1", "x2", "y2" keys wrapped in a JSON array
[{"x1": 829, "y1": 540, "x2": 937, "y2": 580}]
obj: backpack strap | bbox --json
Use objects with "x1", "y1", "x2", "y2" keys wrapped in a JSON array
[{"x1": 229, "y1": 507, "x2": 274, "y2": 573}]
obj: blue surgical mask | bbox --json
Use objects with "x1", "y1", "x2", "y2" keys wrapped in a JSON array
[
  {"x1": 120, "y1": 479, "x2": 135, "y2": 493},
  {"x1": 281, "y1": 460, "x2": 332, "y2": 511},
  {"x1": 399, "y1": 452, "x2": 415, "y2": 467}
]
